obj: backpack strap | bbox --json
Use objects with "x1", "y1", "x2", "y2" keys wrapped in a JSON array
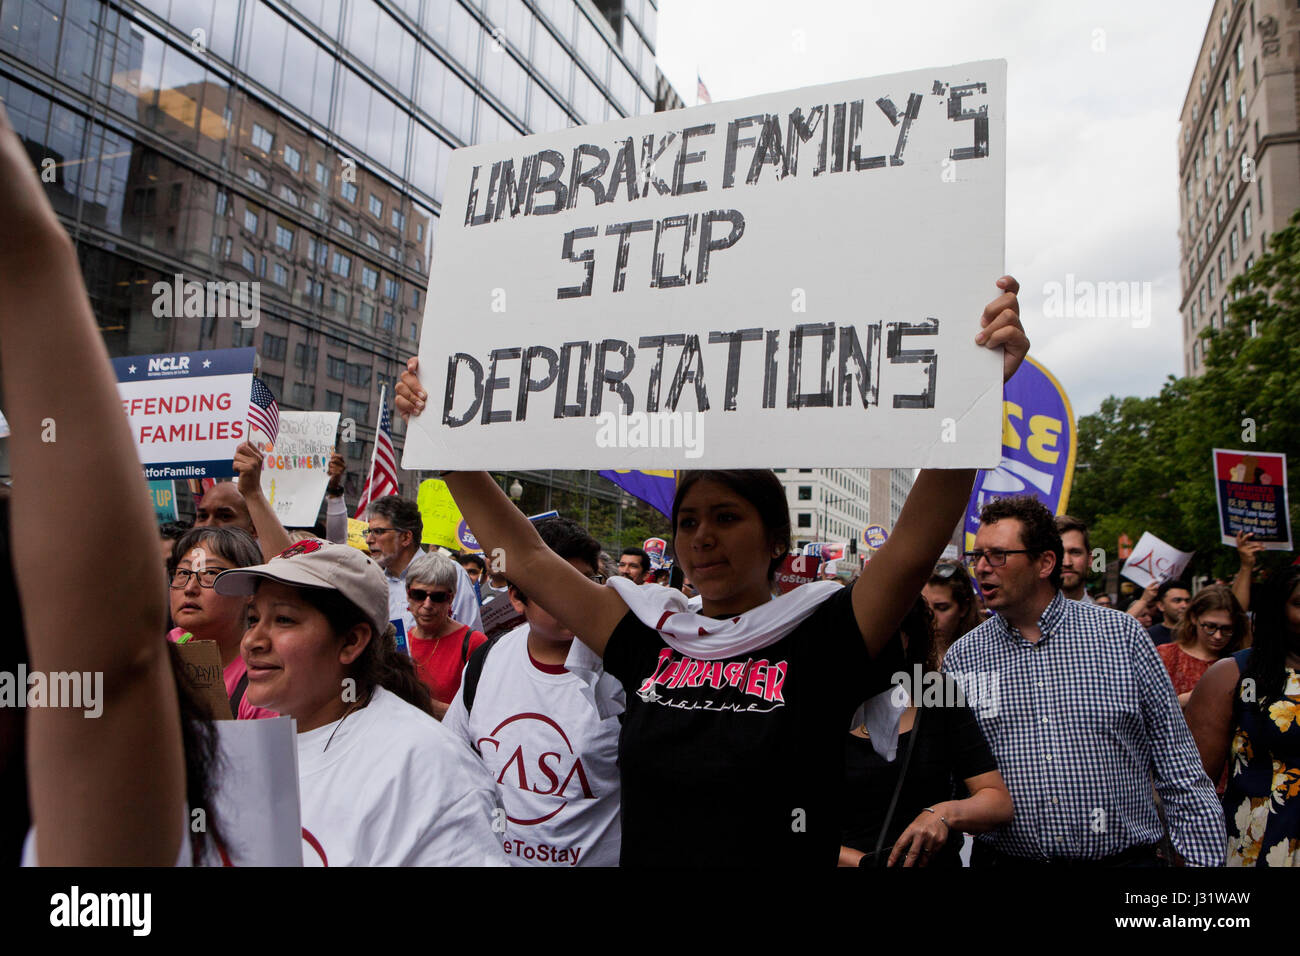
[
  {"x1": 229, "y1": 671, "x2": 249, "y2": 720},
  {"x1": 462, "y1": 637, "x2": 495, "y2": 718}
]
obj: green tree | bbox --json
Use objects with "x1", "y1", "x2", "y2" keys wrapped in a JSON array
[{"x1": 1071, "y1": 208, "x2": 1300, "y2": 581}]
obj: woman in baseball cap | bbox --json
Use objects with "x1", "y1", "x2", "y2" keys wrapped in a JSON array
[{"x1": 215, "y1": 539, "x2": 506, "y2": 866}]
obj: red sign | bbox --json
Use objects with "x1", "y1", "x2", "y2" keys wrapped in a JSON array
[{"x1": 773, "y1": 554, "x2": 822, "y2": 594}]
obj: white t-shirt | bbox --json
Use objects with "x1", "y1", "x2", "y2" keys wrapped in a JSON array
[
  {"x1": 296, "y1": 686, "x2": 507, "y2": 866},
  {"x1": 443, "y1": 626, "x2": 622, "y2": 867}
]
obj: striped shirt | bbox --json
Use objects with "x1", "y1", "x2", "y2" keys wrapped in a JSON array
[{"x1": 942, "y1": 591, "x2": 1225, "y2": 865}]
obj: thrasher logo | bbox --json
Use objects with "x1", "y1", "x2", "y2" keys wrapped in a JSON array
[
  {"x1": 276, "y1": 539, "x2": 324, "y2": 559},
  {"x1": 636, "y1": 648, "x2": 787, "y2": 707}
]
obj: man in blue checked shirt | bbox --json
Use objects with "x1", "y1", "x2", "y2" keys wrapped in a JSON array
[{"x1": 943, "y1": 496, "x2": 1226, "y2": 866}]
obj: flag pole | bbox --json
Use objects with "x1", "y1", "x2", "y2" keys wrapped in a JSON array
[{"x1": 360, "y1": 384, "x2": 385, "y2": 519}]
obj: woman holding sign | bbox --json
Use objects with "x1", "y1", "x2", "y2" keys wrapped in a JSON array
[{"x1": 395, "y1": 277, "x2": 1027, "y2": 866}]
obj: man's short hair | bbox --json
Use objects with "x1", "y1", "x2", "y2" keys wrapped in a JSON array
[
  {"x1": 456, "y1": 551, "x2": 486, "y2": 572},
  {"x1": 620, "y1": 546, "x2": 649, "y2": 571},
  {"x1": 1054, "y1": 514, "x2": 1090, "y2": 555},
  {"x1": 511, "y1": 517, "x2": 601, "y2": 605},
  {"x1": 368, "y1": 495, "x2": 422, "y2": 547},
  {"x1": 978, "y1": 495, "x2": 1064, "y2": 590},
  {"x1": 1156, "y1": 579, "x2": 1191, "y2": 603}
]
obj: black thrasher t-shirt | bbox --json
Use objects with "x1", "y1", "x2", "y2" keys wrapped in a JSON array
[{"x1": 602, "y1": 582, "x2": 902, "y2": 867}]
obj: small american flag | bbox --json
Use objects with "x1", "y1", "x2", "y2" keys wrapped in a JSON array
[
  {"x1": 696, "y1": 73, "x2": 711, "y2": 105},
  {"x1": 354, "y1": 388, "x2": 399, "y2": 519},
  {"x1": 248, "y1": 376, "x2": 280, "y2": 443}
]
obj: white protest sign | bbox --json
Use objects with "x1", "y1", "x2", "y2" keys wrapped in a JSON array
[
  {"x1": 113, "y1": 347, "x2": 254, "y2": 479},
  {"x1": 1120, "y1": 532, "x2": 1194, "y2": 590},
  {"x1": 257, "y1": 411, "x2": 340, "y2": 527},
  {"x1": 404, "y1": 60, "x2": 1006, "y2": 470},
  {"x1": 207, "y1": 717, "x2": 302, "y2": 866}
]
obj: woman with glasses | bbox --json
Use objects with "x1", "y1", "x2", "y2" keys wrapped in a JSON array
[
  {"x1": 169, "y1": 526, "x2": 278, "y2": 720},
  {"x1": 1157, "y1": 585, "x2": 1249, "y2": 707},
  {"x1": 404, "y1": 551, "x2": 488, "y2": 719},
  {"x1": 922, "y1": 560, "x2": 985, "y2": 663}
]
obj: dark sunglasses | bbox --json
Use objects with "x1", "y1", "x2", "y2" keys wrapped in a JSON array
[{"x1": 408, "y1": 588, "x2": 452, "y2": 604}]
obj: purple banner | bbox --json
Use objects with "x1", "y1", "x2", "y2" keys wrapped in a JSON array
[
  {"x1": 963, "y1": 357, "x2": 1076, "y2": 550},
  {"x1": 599, "y1": 469, "x2": 676, "y2": 519}
]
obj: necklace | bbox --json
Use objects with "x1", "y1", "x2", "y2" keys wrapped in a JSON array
[
  {"x1": 323, "y1": 690, "x2": 371, "y2": 752},
  {"x1": 411, "y1": 624, "x2": 456, "y2": 677}
]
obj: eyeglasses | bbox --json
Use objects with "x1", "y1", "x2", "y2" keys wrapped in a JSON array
[
  {"x1": 407, "y1": 588, "x2": 452, "y2": 604},
  {"x1": 1198, "y1": 621, "x2": 1234, "y2": 637},
  {"x1": 963, "y1": 549, "x2": 1033, "y2": 569},
  {"x1": 170, "y1": 567, "x2": 224, "y2": 589},
  {"x1": 365, "y1": 526, "x2": 399, "y2": 540}
]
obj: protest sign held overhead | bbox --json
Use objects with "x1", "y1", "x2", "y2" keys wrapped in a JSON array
[
  {"x1": 403, "y1": 61, "x2": 1006, "y2": 471},
  {"x1": 256, "y1": 412, "x2": 341, "y2": 527},
  {"x1": 1213, "y1": 448, "x2": 1292, "y2": 550},
  {"x1": 113, "y1": 347, "x2": 255, "y2": 479},
  {"x1": 148, "y1": 480, "x2": 178, "y2": 522},
  {"x1": 1121, "y1": 532, "x2": 1194, "y2": 590}
]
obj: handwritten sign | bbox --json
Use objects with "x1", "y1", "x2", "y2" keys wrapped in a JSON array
[
  {"x1": 1213, "y1": 448, "x2": 1292, "y2": 549},
  {"x1": 403, "y1": 61, "x2": 1006, "y2": 470},
  {"x1": 1121, "y1": 532, "x2": 1194, "y2": 590},
  {"x1": 257, "y1": 411, "x2": 340, "y2": 527}
]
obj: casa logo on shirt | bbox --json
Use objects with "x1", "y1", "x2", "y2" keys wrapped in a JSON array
[
  {"x1": 635, "y1": 647, "x2": 787, "y2": 712},
  {"x1": 478, "y1": 713, "x2": 596, "y2": 825}
]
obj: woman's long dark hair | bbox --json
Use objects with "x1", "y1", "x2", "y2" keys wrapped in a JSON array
[
  {"x1": 900, "y1": 594, "x2": 939, "y2": 674},
  {"x1": 165, "y1": 642, "x2": 226, "y2": 865},
  {"x1": 296, "y1": 587, "x2": 434, "y2": 716},
  {"x1": 1242, "y1": 566, "x2": 1300, "y2": 707},
  {"x1": 671, "y1": 470, "x2": 791, "y2": 581}
]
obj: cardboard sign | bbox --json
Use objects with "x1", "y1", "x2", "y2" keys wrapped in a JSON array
[
  {"x1": 173, "y1": 639, "x2": 231, "y2": 721},
  {"x1": 774, "y1": 553, "x2": 822, "y2": 594},
  {"x1": 257, "y1": 411, "x2": 340, "y2": 527},
  {"x1": 481, "y1": 592, "x2": 526, "y2": 639},
  {"x1": 1121, "y1": 532, "x2": 1194, "y2": 590},
  {"x1": 114, "y1": 347, "x2": 254, "y2": 479},
  {"x1": 403, "y1": 61, "x2": 1006, "y2": 470},
  {"x1": 149, "y1": 479, "x2": 178, "y2": 522},
  {"x1": 209, "y1": 717, "x2": 303, "y2": 866},
  {"x1": 1213, "y1": 448, "x2": 1292, "y2": 549},
  {"x1": 346, "y1": 517, "x2": 370, "y2": 552}
]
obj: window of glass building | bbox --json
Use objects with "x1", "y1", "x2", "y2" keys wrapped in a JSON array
[
  {"x1": 273, "y1": 264, "x2": 288, "y2": 286},
  {"x1": 362, "y1": 266, "x2": 379, "y2": 290},
  {"x1": 337, "y1": 217, "x2": 355, "y2": 237},
  {"x1": 368, "y1": 194, "x2": 383, "y2": 218},
  {"x1": 243, "y1": 208, "x2": 259, "y2": 233},
  {"x1": 366, "y1": 232, "x2": 381, "y2": 250},
  {"x1": 241, "y1": 249, "x2": 256, "y2": 271},
  {"x1": 252, "y1": 123, "x2": 274, "y2": 153},
  {"x1": 359, "y1": 302, "x2": 375, "y2": 326},
  {"x1": 246, "y1": 167, "x2": 267, "y2": 189},
  {"x1": 275, "y1": 224, "x2": 294, "y2": 251},
  {"x1": 384, "y1": 276, "x2": 399, "y2": 299},
  {"x1": 315, "y1": 161, "x2": 330, "y2": 187},
  {"x1": 341, "y1": 180, "x2": 358, "y2": 203},
  {"x1": 278, "y1": 185, "x2": 300, "y2": 207},
  {"x1": 283, "y1": 143, "x2": 301, "y2": 172},
  {"x1": 383, "y1": 310, "x2": 395, "y2": 330},
  {"x1": 332, "y1": 252, "x2": 351, "y2": 278}
]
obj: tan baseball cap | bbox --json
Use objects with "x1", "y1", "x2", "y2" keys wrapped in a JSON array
[{"x1": 214, "y1": 539, "x2": 390, "y2": 636}]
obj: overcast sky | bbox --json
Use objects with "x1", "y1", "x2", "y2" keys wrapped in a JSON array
[{"x1": 654, "y1": 0, "x2": 1215, "y2": 419}]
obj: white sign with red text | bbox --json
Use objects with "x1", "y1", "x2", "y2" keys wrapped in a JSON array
[{"x1": 1120, "y1": 532, "x2": 1194, "y2": 590}]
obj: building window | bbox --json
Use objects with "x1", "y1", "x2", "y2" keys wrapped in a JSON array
[
  {"x1": 306, "y1": 278, "x2": 324, "y2": 300},
  {"x1": 382, "y1": 310, "x2": 395, "y2": 331},
  {"x1": 1193, "y1": 341, "x2": 1200, "y2": 370},
  {"x1": 1197, "y1": 197, "x2": 1204, "y2": 219},
  {"x1": 283, "y1": 144, "x2": 301, "y2": 172},
  {"x1": 409, "y1": 322, "x2": 418, "y2": 341},
  {"x1": 1219, "y1": 250, "x2": 1227, "y2": 281},
  {"x1": 1216, "y1": 200, "x2": 1224, "y2": 225},
  {"x1": 330, "y1": 289, "x2": 348, "y2": 314},
  {"x1": 251, "y1": 123, "x2": 274, "y2": 152},
  {"x1": 1200, "y1": 286, "x2": 1207, "y2": 312},
  {"x1": 1226, "y1": 123, "x2": 1234, "y2": 150},
  {"x1": 278, "y1": 185, "x2": 299, "y2": 207},
  {"x1": 310, "y1": 200, "x2": 326, "y2": 221},
  {"x1": 243, "y1": 209, "x2": 259, "y2": 233},
  {"x1": 1223, "y1": 74, "x2": 1232, "y2": 104},
  {"x1": 361, "y1": 266, "x2": 378, "y2": 290},
  {"x1": 341, "y1": 180, "x2": 358, "y2": 203},
  {"x1": 389, "y1": 244, "x2": 401, "y2": 261},
  {"x1": 1244, "y1": 254, "x2": 1254, "y2": 273},
  {"x1": 1212, "y1": 105, "x2": 1221, "y2": 132},
  {"x1": 332, "y1": 252, "x2": 351, "y2": 278},
  {"x1": 1202, "y1": 131, "x2": 1209, "y2": 159},
  {"x1": 391, "y1": 209, "x2": 405, "y2": 230},
  {"x1": 1221, "y1": 295, "x2": 1229, "y2": 322},
  {"x1": 359, "y1": 302, "x2": 374, "y2": 326},
  {"x1": 262, "y1": 373, "x2": 284, "y2": 396},
  {"x1": 797, "y1": 513, "x2": 811, "y2": 528},
  {"x1": 327, "y1": 356, "x2": 346, "y2": 380},
  {"x1": 365, "y1": 232, "x2": 380, "y2": 250},
  {"x1": 1191, "y1": 301, "x2": 1198, "y2": 327},
  {"x1": 1243, "y1": 202, "x2": 1253, "y2": 239},
  {"x1": 345, "y1": 399, "x2": 368, "y2": 422},
  {"x1": 215, "y1": 190, "x2": 228, "y2": 216},
  {"x1": 1236, "y1": 39, "x2": 1245, "y2": 73},
  {"x1": 384, "y1": 277, "x2": 399, "y2": 300},
  {"x1": 1214, "y1": 151, "x2": 1223, "y2": 175},
  {"x1": 263, "y1": 334, "x2": 287, "y2": 360},
  {"x1": 273, "y1": 263, "x2": 288, "y2": 286},
  {"x1": 233, "y1": 324, "x2": 255, "y2": 348},
  {"x1": 275, "y1": 224, "x2": 294, "y2": 251},
  {"x1": 325, "y1": 391, "x2": 342, "y2": 412},
  {"x1": 336, "y1": 218, "x2": 355, "y2": 237},
  {"x1": 291, "y1": 383, "x2": 314, "y2": 407},
  {"x1": 294, "y1": 344, "x2": 317, "y2": 369},
  {"x1": 346, "y1": 364, "x2": 371, "y2": 387},
  {"x1": 416, "y1": 223, "x2": 424, "y2": 241},
  {"x1": 368, "y1": 194, "x2": 383, "y2": 218},
  {"x1": 1200, "y1": 76, "x2": 1207, "y2": 96},
  {"x1": 1238, "y1": 91, "x2": 1247, "y2": 119},
  {"x1": 1208, "y1": 269, "x2": 1216, "y2": 297},
  {"x1": 315, "y1": 161, "x2": 330, "y2": 187},
  {"x1": 412, "y1": 288, "x2": 421, "y2": 309},
  {"x1": 797, "y1": 486, "x2": 812, "y2": 500},
  {"x1": 241, "y1": 249, "x2": 256, "y2": 272},
  {"x1": 308, "y1": 236, "x2": 328, "y2": 266}
]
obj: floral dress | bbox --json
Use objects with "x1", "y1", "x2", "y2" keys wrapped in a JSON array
[{"x1": 1224, "y1": 649, "x2": 1300, "y2": 866}]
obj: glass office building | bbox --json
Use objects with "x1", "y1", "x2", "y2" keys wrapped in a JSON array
[{"x1": 0, "y1": 0, "x2": 672, "y2": 545}]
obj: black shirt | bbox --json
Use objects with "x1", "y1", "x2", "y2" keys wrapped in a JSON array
[
  {"x1": 840, "y1": 677, "x2": 998, "y2": 867},
  {"x1": 602, "y1": 582, "x2": 902, "y2": 867},
  {"x1": 1147, "y1": 622, "x2": 1173, "y2": 646}
]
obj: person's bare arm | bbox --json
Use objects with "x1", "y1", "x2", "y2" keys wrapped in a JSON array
[
  {"x1": 0, "y1": 105, "x2": 183, "y2": 864},
  {"x1": 887, "y1": 770, "x2": 1012, "y2": 867},
  {"x1": 234, "y1": 440, "x2": 293, "y2": 559},
  {"x1": 1232, "y1": 531, "x2": 1262, "y2": 612},
  {"x1": 324, "y1": 451, "x2": 348, "y2": 544},
  {"x1": 852, "y1": 277, "x2": 1028, "y2": 654},
  {"x1": 1184, "y1": 656, "x2": 1240, "y2": 782},
  {"x1": 395, "y1": 367, "x2": 627, "y2": 657},
  {"x1": 1127, "y1": 581, "x2": 1158, "y2": 619}
]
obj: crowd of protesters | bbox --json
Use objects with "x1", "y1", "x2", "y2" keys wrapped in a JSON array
[{"x1": 2, "y1": 101, "x2": 1299, "y2": 870}]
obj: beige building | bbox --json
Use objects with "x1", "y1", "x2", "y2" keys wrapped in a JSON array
[
  {"x1": 1179, "y1": 0, "x2": 1300, "y2": 376},
  {"x1": 776, "y1": 467, "x2": 914, "y2": 558}
]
